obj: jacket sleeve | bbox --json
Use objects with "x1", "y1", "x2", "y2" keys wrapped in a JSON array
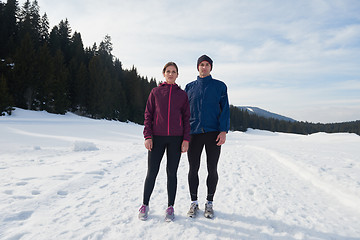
[
  {"x1": 219, "y1": 84, "x2": 230, "y2": 133},
  {"x1": 143, "y1": 90, "x2": 155, "y2": 139},
  {"x1": 182, "y1": 93, "x2": 191, "y2": 141}
]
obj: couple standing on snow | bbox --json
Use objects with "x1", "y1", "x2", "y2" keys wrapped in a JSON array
[{"x1": 139, "y1": 55, "x2": 230, "y2": 222}]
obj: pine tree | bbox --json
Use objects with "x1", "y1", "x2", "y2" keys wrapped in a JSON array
[
  {"x1": 51, "y1": 49, "x2": 70, "y2": 114},
  {"x1": 68, "y1": 31, "x2": 85, "y2": 110},
  {"x1": 49, "y1": 25, "x2": 60, "y2": 54},
  {"x1": 0, "y1": 74, "x2": 14, "y2": 115},
  {"x1": 39, "y1": 12, "x2": 49, "y2": 44},
  {"x1": 0, "y1": 3, "x2": 4, "y2": 49},
  {"x1": 19, "y1": 0, "x2": 41, "y2": 48},
  {"x1": 112, "y1": 58, "x2": 128, "y2": 121},
  {"x1": 57, "y1": 19, "x2": 72, "y2": 63},
  {"x1": 29, "y1": 0, "x2": 40, "y2": 42},
  {"x1": 123, "y1": 67, "x2": 144, "y2": 123},
  {"x1": 13, "y1": 32, "x2": 36, "y2": 109},
  {"x1": 87, "y1": 55, "x2": 105, "y2": 118},
  {"x1": 35, "y1": 42, "x2": 54, "y2": 110},
  {"x1": 73, "y1": 62, "x2": 88, "y2": 113},
  {"x1": 0, "y1": 0, "x2": 19, "y2": 57},
  {"x1": 98, "y1": 34, "x2": 113, "y2": 57}
]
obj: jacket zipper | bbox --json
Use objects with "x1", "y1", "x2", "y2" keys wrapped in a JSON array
[{"x1": 167, "y1": 84, "x2": 173, "y2": 135}]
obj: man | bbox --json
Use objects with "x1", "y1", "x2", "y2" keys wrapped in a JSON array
[{"x1": 184, "y1": 54, "x2": 230, "y2": 219}]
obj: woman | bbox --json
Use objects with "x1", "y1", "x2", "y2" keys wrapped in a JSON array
[{"x1": 139, "y1": 62, "x2": 190, "y2": 222}]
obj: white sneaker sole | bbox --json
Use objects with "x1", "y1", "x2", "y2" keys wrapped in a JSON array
[
  {"x1": 187, "y1": 214, "x2": 196, "y2": 218},
  {"x1": 139, "y1": 215, "x2": 148, "y2": 221},
  {"x1": 165, "y1": 217, "x2": 174, "y2": 222}
]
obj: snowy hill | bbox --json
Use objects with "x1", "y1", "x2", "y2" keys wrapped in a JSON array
[
  {"x1": 237, "y1": 106, "x2": 296, "y2": 122},
  {"x1": 1, "y1": 108, "x2": 360, "y2": 239}
]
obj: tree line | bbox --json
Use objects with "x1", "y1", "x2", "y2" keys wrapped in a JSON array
[
  {"x1": 0, "y1": 0, "x2": 156, "y2": 123},
  {"x1": 1, "y1": 0, "x2": 359, "y2": 136},
  {"x1": 230, "y1": 105, "x2": 360, "y2": 136}
]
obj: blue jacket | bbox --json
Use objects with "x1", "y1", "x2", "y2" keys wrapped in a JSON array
[{"x1": 185, "y1": 75, "x2": 230, "y2": 134}]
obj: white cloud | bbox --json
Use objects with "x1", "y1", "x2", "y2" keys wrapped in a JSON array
[{"x1": 325, "y1": 24, "x2": 360, "y2": 48}]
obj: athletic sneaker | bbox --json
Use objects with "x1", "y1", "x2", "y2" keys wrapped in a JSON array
[
  {"x1": 138, "y1": 204, "x2": 149, "y2": 221},
  {"x1": 204, "y1": 202, "x2": 214, "y2": 219},
  {"x1": 165, "y1": 206, "x2": 175, "y2": 222},
  {"x1": 187, "y1": 202, "x2": 199, "y2": 218}
]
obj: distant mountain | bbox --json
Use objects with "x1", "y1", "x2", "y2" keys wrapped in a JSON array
[{"x1": 236, "y1": 106, "x2": 296, "y2": 122}]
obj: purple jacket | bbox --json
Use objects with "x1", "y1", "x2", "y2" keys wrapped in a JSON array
[{"x1": 143, "y1": 83, "x2": 191, "y2": 141}]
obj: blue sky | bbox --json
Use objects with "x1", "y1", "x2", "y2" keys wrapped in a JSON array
[{"x1": 28, "y1": 0, "x2": 360, "y2": 123}]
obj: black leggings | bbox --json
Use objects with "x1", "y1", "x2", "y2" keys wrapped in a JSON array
[
  {"x1": 187, "y1": 132, "x2": 221, "y2": 202},
  {"x1": 142, "y1": 135, "x2": 183, "y2": 207}
]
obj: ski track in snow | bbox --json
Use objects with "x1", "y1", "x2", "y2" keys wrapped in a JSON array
[
  {"x1": 1, "y1": 109, "x2": 360, "y2": 240},
  {"x1": 251, "y1": 146, "x2": 360, "y2": 213}
]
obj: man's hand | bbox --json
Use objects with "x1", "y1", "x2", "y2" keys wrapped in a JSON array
[{"x1": 216, "y1": 132, "x2": 226, "y2": 146}]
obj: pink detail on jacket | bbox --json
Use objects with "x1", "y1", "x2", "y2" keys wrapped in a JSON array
[
  {"x1": 143, "y1": 82, "x2": 191, "y2": 141},
  {"x1": 168, "y1": 84, "x2": 172, "y2": 135}
]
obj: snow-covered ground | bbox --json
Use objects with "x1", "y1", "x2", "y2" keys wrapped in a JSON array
[{"x1": 1, "y1": 108, "x2": 360, "y2": 240}]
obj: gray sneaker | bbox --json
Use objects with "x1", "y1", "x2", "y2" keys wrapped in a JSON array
[
  {"x1": 204, "y1": 202, "x2": 214, "y2": 219},
  {"x1": 165, "y1": 206, "x2": 175, "y2": 222},
  {"x1": 187, "y1": 202, "x2": 199, "y2": 218},
  {"x1": 138, "y1": 204, "x2": 149, "y2": 221}
]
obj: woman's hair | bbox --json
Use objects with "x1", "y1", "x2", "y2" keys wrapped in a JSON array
[{"x1": 162, "y1": 62, "x2": 178, "y2": 74}]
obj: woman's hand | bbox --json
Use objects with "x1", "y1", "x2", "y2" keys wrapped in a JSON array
[
  {"x1": 144, "y1": 138, "x2": 153, "y2": 151},
  {"x1": 181, "y1": 140, "x2": 189, "y2": 153}
]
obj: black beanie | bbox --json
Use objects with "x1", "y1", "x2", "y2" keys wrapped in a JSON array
[{"x1": 197, "y1": 55, "x2": 213, "y2": 70}]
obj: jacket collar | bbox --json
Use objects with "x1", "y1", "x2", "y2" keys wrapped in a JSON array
[
  {"x1": 160, "y1": 82, "x2": 178, "y2": 87},
  {"x1": 197, "y1": 75, "x2": 212, "y2": 82}
]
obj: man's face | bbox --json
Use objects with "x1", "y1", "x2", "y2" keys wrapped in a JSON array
[{"x1": 198, "y1": 61, "x2": 211, "y2": 78}]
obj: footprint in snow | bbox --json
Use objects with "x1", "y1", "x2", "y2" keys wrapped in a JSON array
[
  {"x1": 31, "y1": 190, "x2": 41, "y2": 195},
  {"x1": 4, "y1": 190, "x2": 13, "y2": 195},
  {"x1": 248, "y1": 189, "x2": 255, "y2": 195},
  {"x1": 86, "y1": 171, "x2": 105, "y2": 179},
  {"x1": 57, "y1": 190, "x2": 68, "y2": 196},
  {"x1": 4, "y1": 211, "x2": 33, "y2": 222},
  {"x1": 16, "y1": 181, "x2": 28, "y2": 186}
]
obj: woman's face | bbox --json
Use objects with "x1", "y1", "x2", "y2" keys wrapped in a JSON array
[{"x1": 163, "y1": 65, "x2": 178, "y2": 84}]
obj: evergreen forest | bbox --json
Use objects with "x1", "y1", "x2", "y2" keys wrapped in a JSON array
[
  {"x1": 1, "y1": 0, "x2": 157, "y2": 123},
  {"x1": 1, "y1": 0, "x2": 359, "y2": 136}
]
